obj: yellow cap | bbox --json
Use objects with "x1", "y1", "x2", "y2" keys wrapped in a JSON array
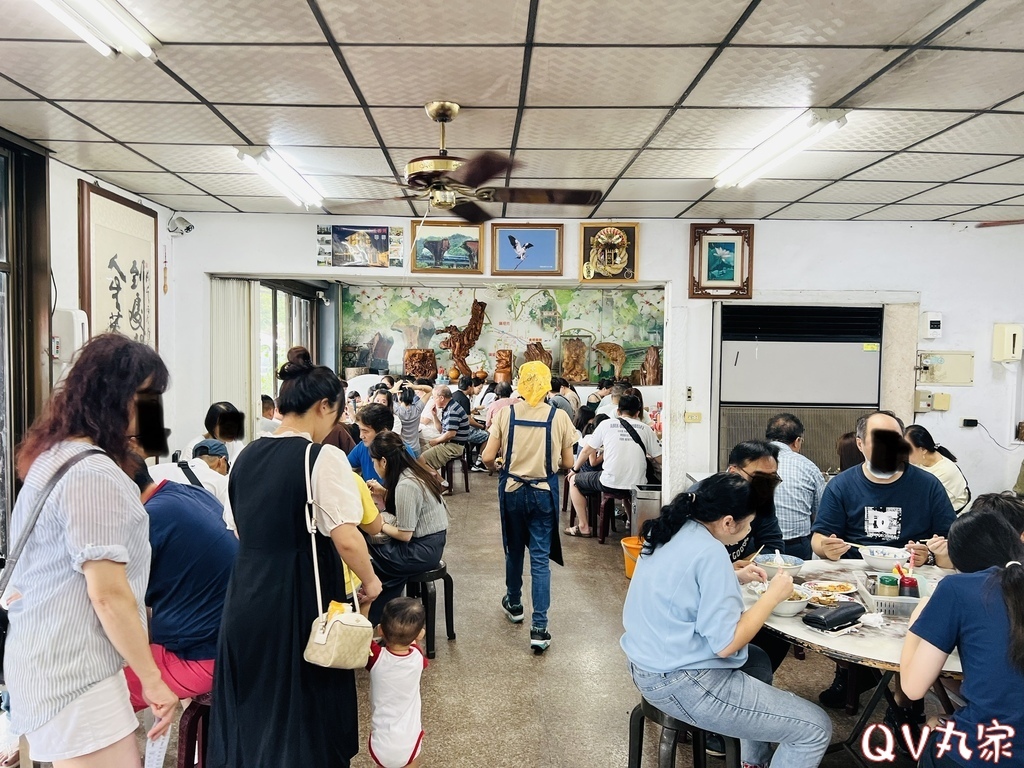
[{"x1": 518, "y1": 361, "x2": 552, "y2": 406}]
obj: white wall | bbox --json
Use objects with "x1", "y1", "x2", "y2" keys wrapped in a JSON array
[{"x1": 44, "y1": 176, "x2": 1024, "y2": 497}]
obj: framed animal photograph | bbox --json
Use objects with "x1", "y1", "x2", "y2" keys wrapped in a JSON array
[
  {"x1": 490, "y1": 223, "x2": 563, "y2": 276},
  {"x1": 689, "y1": 222, "x2": 754, "y2": 299},
  {"x1": 410, "y1": 220, "x2": 483, "y2": 274},
  {"x1": 580, "y1": 222, "x2": 638, "y2": 282}
]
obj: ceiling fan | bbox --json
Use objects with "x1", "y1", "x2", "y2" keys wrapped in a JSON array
[
  {"x1": 975, "y1": 219, "x2": 1024, "y2": 228},
  {"x1": 377, "y1": 101, "x2": 602, "y2": 224}
]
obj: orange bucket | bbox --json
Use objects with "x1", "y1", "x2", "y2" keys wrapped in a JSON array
[{"x1": 621, "y1": 536, "x2": 643, "y2": 579}]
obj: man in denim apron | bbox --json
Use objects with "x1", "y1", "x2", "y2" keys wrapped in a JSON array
[{"x1": 482, "y1": 362, "x2": 576, "y2": 654}]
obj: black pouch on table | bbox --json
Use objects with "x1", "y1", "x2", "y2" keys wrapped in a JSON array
[{"x1": 802, "y1": 603, "x2": 866, "y2": 631}]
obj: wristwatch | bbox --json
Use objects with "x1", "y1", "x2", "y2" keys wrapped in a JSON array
[{"x1": 925, "y1": 551, "x2": 936, "y2": 566}]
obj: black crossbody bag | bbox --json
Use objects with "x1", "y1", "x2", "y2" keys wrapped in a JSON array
[
  {"x1": 0, "y1": 449, "x2": 104, "y2": 682},
  {"x1": 617, "y1": 418, "x2": 661, "y2": 486}
]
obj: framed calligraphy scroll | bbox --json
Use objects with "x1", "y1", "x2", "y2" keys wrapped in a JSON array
[{"x1": 78, "y1": 181, "x2": 159, "y2": 348}]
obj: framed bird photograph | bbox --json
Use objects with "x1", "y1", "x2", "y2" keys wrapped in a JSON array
[{"x1": 490, "y1": 223, "x2": 563, "y2": 276}]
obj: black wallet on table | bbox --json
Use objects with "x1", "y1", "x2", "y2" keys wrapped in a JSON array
[{"x1": 802, "y1": 603, "x2": 866, "y2": 631}]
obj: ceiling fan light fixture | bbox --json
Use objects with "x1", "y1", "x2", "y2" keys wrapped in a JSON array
[
  {"x1": 429, "y1": 188, "x2": 457, "y2": 210},
  {"x1": 236, "y1": 147, "x2": 323, "y2": 208},
  {"x1": 34, "y1": 0, "x2": 158, "y2": 59},
  {"x1": 714, "y1": 108, "x2": 850, "y2": 189}
]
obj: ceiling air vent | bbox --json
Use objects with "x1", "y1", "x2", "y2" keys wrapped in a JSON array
[{"x1": 721, "y1": 305, "x2": 883, "y2": 343}]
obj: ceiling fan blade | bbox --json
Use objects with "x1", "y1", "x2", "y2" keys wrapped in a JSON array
[
  {"x1": 975, "y1": 219, "x2": 1024, "y2": 228},
  {"x1": 445, "y1": 151, "x2": 514, "y2": 188},
  {"x1": 450, "y1": 200, "x2": 493, "y2": 224},
  {"x1": 485, "y1": 187, "x2": 602, "y2": 206},
  {"x1": 325, "y1": 196, "x2": 413, "y2": 213}
]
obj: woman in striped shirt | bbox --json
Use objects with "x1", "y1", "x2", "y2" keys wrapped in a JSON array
[{"x1": 5, "y1": 334, "x2": 178, "y2": 767}]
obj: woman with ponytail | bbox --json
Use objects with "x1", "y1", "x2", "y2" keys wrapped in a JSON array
[
  {"x1": 901, "y1": 512, "x2": 1024, "y2": 768},
  {"x1": 621, "y1": 473, "x2": 832, "y2": 768},
  {"x1": 905, "y1": 424, "x2": 970, "y2": 513}
]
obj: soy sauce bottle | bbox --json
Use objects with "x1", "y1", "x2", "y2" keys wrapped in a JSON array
[{"x1": 899, "y1": 576, "x2": 919, "y2": 598}]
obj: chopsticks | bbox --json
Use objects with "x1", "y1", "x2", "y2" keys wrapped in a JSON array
[{"x1": 740, "y1": 544, "x2": 765, "y2": 563}]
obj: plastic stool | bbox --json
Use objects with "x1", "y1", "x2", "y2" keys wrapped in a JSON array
[
  {"x1": 405, "y1": 559, "x2": 455, "y2": 659},
  {"x1": 628, "y1": 697, "x2": 741, "y2": 768},
  {"x1": 176, "y1": 692, "x2": 212, "y2": 768}
]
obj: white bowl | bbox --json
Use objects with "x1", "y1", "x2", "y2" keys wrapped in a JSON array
[
  {"x1": 754, "y1": 553, "x2": 805, "y2": 579},
  {"x1": 771, "y1": 585, "x2": 813, "y2": 617},
  {"x1": 861, "y1": 546, "x2": 912, "y2": 571}
]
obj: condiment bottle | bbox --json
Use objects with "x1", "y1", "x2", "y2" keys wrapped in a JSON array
[
  {"x1": 877, "y1": 575, "x2": 899, "y2": 597},
  {"x1": 899, "y1": 576, "x2": 919, "y2": 598}
]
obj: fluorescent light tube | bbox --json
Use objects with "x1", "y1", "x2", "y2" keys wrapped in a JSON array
[
  {"x1": 72, "y1": 0, "x2": 153, "y2": 58},
  {"x1": 237, "y1": 148, "x2": 323, "y2": 208},
  {"x1": 715, "y1": 109, "x2": 849, "y2": 189},
  {"x1": 33, "y1": 0, "x2": 114, "y2": 57}
]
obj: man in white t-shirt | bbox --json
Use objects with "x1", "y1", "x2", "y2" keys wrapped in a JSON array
[
  {"x1": 148, "y1": 439, "x2": 235, "y2": 531},
  {"x1": 258, "y1": 394, "x2": 282, "y2": 436},
  {"x1": 566, "y1": 394, "x2": 661, "y2": 536}
]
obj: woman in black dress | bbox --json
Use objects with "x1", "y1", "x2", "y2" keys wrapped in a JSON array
[{"x1": 208, "y1": 347, "x2": 382, "y2": 768}]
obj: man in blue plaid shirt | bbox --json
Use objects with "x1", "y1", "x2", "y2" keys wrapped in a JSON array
[{"x1": 765, "y1": 413, "x2": 825, "y2": 561}]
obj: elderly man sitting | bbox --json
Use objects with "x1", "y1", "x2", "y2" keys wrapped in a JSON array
[{"x1": 420, "y1": 385, "x2": 470, "y2": 478}]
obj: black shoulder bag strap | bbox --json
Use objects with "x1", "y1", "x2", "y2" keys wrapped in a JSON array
[
  {"x1": 0, "y1": 448, "x2": 105, "y2": 593},
  {"x1": 618, "y1": 418, "x2": 660, "y2": 485},
  {"x1": 953, "y1": 462, "x2": 972, "y2": 514},
  {"x1": 177, "y1": 461, "x2": 204, "y2": 488}
]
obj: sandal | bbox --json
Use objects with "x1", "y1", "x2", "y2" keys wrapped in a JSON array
[{"x1": 564, "y1": 525, "x2": 592, "y2": 538}]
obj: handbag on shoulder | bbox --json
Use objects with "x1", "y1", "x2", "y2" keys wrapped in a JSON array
[{"x1": 300, "y1": 443, "x2": 373, "y2": 670}]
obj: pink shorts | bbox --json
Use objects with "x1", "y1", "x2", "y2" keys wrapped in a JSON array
[{"x1": 124, "y1": 644, "x2": 215, "y2": 710}]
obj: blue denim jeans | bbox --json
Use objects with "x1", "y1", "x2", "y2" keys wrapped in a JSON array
[
  {"x1": 502, "y1": 485, "x2": 555, "y2": 629},
  {"x1": 630, "y1": 646, "x2": 832, "y2": 767}
]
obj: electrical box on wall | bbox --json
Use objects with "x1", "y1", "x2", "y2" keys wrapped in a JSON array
[
  {"x1": 993, "y1": 323, "x2": 1024, "y2": 362},
  {"x1": 932, "y1": 393, "x2": 951, "y2": 411},
  {"x1": 914, "y1": 390, "x2": 933, "y2": 413},
  {"x1": 917, "y1": 351, "x2": 974, "y2": 386},
  {"x1": 919, "y1": 312, "x2": 942, "y2": 339}
]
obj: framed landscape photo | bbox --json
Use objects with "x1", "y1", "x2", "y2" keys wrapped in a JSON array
[
  {"x1": 689, "y1": 222, "x2": 754, "y2": 300},
  {"x1": 580, "y1": 222, "x2": 638, "y2": 282},
  {"x1": 491, "y1": 223, "x2": 563, "y2": 276},
  {"x1": 78, "y1": 180, "x2": 159, "y2": 347},
  {"x1": 411, "y1": 220, "x2": 483, "y2": 274}
]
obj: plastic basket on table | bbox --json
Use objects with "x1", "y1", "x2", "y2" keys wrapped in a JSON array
[{"x1": 873, "y1": 596, "x2": 920, "y2": 617}]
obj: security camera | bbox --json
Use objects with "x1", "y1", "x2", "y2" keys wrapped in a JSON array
[
  {"x1": 315, "y1": 290, "x2": 331, "y2": 306},
  {"x1": 167, "y1": 216, "x2": 194, "y2": 236}
]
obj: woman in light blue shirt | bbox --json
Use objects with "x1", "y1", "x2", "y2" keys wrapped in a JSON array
[{"x1": 622, "y1": 473, "x2": 832, "y2": 768}]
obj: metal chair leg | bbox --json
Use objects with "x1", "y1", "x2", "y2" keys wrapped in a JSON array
[
  {"x1": 627, "y1": 704, "x2": 644, "y2": 768},
  {"x1": 442, "y1": 572, "x2": 456, "y2": 640}
]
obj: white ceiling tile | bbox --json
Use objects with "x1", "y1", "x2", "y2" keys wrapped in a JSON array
[
  {"x1": 651, "y1": 108, "x2": 803, "y2": 149},
  {"x1": 801, "y1": 180, "x2": 935, "y2": 204},
  {"x1": 0, "y1": 101, "x2": 108, "y2": 142},
  {"x1": 682, "y1": 201, "x2": 783, "y2": 219},
  {"x1": 769, "y1": 203, "x2": 881, "y2": 219},
  {"x1": 593, "y1": 202, "x2": 686, "y2": 218},
  {"x1": 909, "y1": 114, "x2": 1024, "y2": 155},
  {"x1": 306, "y1": 176, "x2": 409, "y2": 199},
  {"x1": 322, "y1": 0, "x2": 531, "y2": 43},
  {"x1": 91, "y1": 171, "x2": 204, "y2": 195},
  {"x1": 686, "y1": 47, "x2": 898, "y2": 108},
  {"x1": 128, "y1": 144, "x2": 245, "y2": 173},
  {"x1": 848, "y1": 152, "x2": 1016, "y2": 182},
  {"x1": 900, "y1": 183, "x2": 1024, "y2": 206},
  {"x1": 759, "y1": 151, "x2": 888, "y2": 179},
  {"x1": 527, "y1": 48, "x2": 710, "y2": 107},
  {"x1": 159, "y1": 45, "x2": 357, "y2": 105},
  {"x1": 512, "y1": 149, "x2": 633, "y2": 178},
  {"x1": 59, "y1": 102, "x2": 240, "y2": 144},
  {"x1": 0, "y1": 41, "x2": 194, "y2": 102},
  {"x1": 141, "y1": 194, "x2": 236, "y2": 212},
  {"x1": 813, "y1": 111, "x2": 968, "y2": 152},
  {"x1": 217, "y1": 105, "x2": 378, "y2": 147},
  {"x1": 848, "y1": 51, "x2": 1024, "y2": 110},
  {"x1": 0, "y1": 80, "x2": 36, "y2": 99},
  {"x1": 707, "y1": 179, "x2": 830, "y2": 201},
  {"x1": 120, "y1": 0, "x2": 325, "y2": 43},
  {"x1": 372, "y1": 107, "x2": 516, "y2": 149},
  {"x1": 945, "y1": 205, "x2": 1024, "y2": 221},
  {"x1": 345, "y1": 47, "x2": 523, "y2": 107},
  {"x1": 995, "y1": 94, "x2": 1024, "y2": 111},
  {"x1": 855, "y1": 205, "x2": 976, "y2": 221},
  {"x1": 46, "y1": 142, "x2": 161, "y2": 171},
  {"x1": 0, "y1": 0, "x2": 76, "y2": 39},
  {"x1": 734, "y1": 0, "x2": 965, "y2": 44},
  {"x1": 178, "y1": 173, "x2": 281, "y2": 197},
  {"x1": 504, "y1": 203, "x2": 608, "y2": 218},
  {"x1": 517, "y1": 109, "x2": 667, "y2": 149},
  {"x1": 625, "y1": 149, "x2": 737, "y2": 178},
  {"x1": 220, "y1": 196, "x2": 321, "y2": 214},
  {"x1": 931, "y1": 0, "x2": 1024, "y2": 49},
  {"x1": 535, "y1": 0, "x2": 748, "y2": 43},
  {"x1": 325, "y1": 199, "x2": 426, "y2": 217},
  {"x1": 275, "y1": 147, "x2": 393, "y2": 176},
  {"x1": 608, "y1": 178, "x2": 712, "y2": 200},
  {"x1": 959, "y1": 158, "x2": 1024, "y2": 184}
]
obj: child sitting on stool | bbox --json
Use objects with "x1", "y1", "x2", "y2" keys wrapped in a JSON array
[{"x1": 367, "y1": 598, "x2": 428, "y2": 768}]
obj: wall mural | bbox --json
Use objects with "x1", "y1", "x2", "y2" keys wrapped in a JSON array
[{"x1": 341, "y1": 285, "x2": 664, "y2": 383}]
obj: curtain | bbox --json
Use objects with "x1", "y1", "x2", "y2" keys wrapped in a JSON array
[{"x1": 210, "y1": 278, "x2": 259, "y2": 442}]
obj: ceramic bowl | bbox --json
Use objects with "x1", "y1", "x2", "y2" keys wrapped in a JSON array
[
  {"x1": 771, "y1": 585, "x2": 813, "y2": 617},
  {"x1": 754, "y1": 553, "x2": 805, "y2": 579},
  {"x1": 861, "y1": 546, "x2": 912, "y2": 571}
]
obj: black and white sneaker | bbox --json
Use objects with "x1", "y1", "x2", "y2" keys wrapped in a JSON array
[
  {"x1": 501, "y1": 595, "x2": 524, "y2": 623},
  {"x1": 530, "y1": 626, "x2": 551, "y2": 654},
  {"x1": 470, "y1": 462, "x2": 488, "y2": 472}
]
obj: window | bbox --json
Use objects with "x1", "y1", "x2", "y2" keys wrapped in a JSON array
[{"x1": 259, "y1": 281, "x2": 318, "y2": 397}]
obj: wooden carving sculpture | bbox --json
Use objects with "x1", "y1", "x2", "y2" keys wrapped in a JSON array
[
  {"x1": 561, "y1": 337, "x2": 588, "y2": 382},
  {"x1": 403, "y1": 349, "x2": 437, "y2": 379},
  {"x1": 524, "y1": 341, "x2": 553, "y2": 369},
  {"x1": 435, "y1": 300, "x2": 487, "y2": 378},
  {"x1": 495, "y1": 349, "x2": 513, "y2": 382},
  {"x1": 594, "y1": 342, "x2": 626, "y2": 380},
  {"x1": 640, "y1": 345, "x2": 662, "y2": 386}
]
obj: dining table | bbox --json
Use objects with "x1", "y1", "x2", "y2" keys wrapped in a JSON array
[{"x1": 743, "y1": 558, "x2": 961, "y2": 767}]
